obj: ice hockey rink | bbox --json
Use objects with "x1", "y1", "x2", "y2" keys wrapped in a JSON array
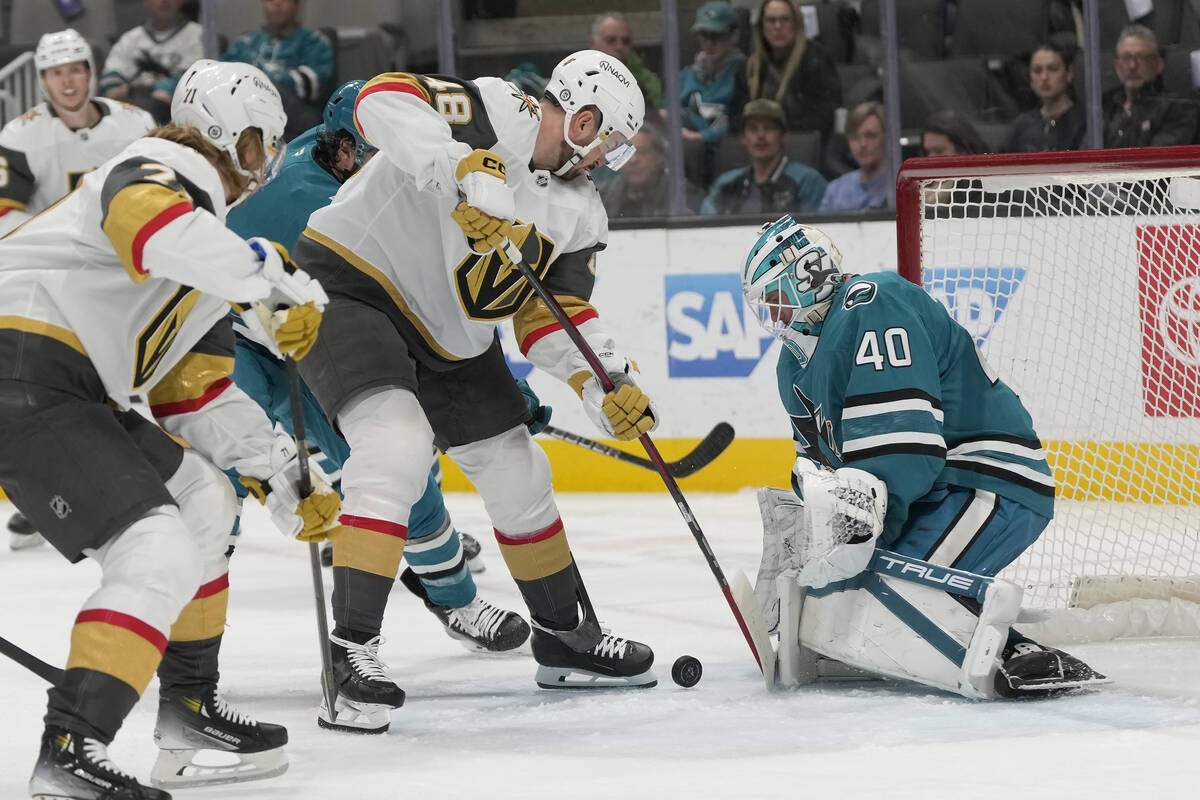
[{"x1": 1, "y1": 492, "x2": 1198, "y2": 800}]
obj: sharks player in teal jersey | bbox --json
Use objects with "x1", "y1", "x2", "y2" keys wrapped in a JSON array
[
  {"x1": 742, "y1": 215, "x2": 1105, "y2": 698},
  {"x1": 225, "y1": 81, "x2": 532, "y2": 656}
]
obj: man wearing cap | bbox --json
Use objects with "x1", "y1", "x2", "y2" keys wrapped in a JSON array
[
  {"x1": 700, "y1": 96, "x2": 826, "y2": 215},
  {"x1": 681, "y1": 1, "x2": 746, "y2": 150}
]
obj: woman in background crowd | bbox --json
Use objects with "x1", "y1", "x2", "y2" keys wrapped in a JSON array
[{"x1": 1005, "y1": 42, "x2": 1085, "y2": 153}]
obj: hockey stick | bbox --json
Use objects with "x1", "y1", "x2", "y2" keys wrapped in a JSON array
[
  {"x1": 285, "y1": 358, "x2": 338, "y2": 717},
  {"x1": 0, "y1": 634, "x2": 63, "y2": 685},
  {"x1": 502, "y1": 240, "x2": 769, "y2": 673},
  {"x1": 540, "y1": 422, "x2": 735, "y2": 478}
]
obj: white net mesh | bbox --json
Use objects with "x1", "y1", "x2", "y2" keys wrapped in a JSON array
[{"x1": 911, "y1": 162, "x2": 1200, "y2": 624}]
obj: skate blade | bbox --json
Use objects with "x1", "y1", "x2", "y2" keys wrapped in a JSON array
[
  {"x1": 1013, "y1": 672, "x2": 1113, "y2": 695},
  {"x1": 317, "y1": 696, "x2": 392, "y2": 734},
  {"x1": 150, "y1": 745, "x2": 288, "y2": 788},
  {"x1": 535, "y1": 665, "x2": 657, "y2": 690},
  {"x1": 446, "y1": 627, "x2": 530, "y2": 655}
]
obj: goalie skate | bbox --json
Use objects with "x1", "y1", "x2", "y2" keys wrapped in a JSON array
[
  {"x1": 317, "y1": 633, "x2": 404, "y2": 734},
  {"x1": 993, "y1": 642, "x2": 1111, "y2": 699},
  {"x1": 30, "y1": 727, "x2": 169, "y2": 800},
  {"x1": 531, "y1": 623, "x2": 656, "y2": 689},
  {"x1": 151, "y1": 689, "x2": 288, "y2": 789}
]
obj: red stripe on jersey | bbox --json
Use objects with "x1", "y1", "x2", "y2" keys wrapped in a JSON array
[
  {"x1": 340, "y1": 514, "x2": 408, "y2": 539},
  {"x1": 131, "y1": 201, "x2": 192, "y2": 276},
  {"x1": 75, "y1": 609, "x2": 168, "y2": 654},
  {"x1": 354, "y1": 80, "x2": 430, "y2": 140},
  {"x1": 494, "y1": 517, "x2": 564, "y2": 546},
  {"x1": 519, "y1": 308, "x2": 599, "y2": 354},
  {"x1": 193, "y1": 573, "x2": 230, "y2": 599},
  {"x1": 149, "y1": 377, "x2": 231, "y2": 418}
]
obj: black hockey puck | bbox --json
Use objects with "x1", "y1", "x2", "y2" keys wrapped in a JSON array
[{"x1": 671, "y1": 655, "x2": 702, "y2": 687}]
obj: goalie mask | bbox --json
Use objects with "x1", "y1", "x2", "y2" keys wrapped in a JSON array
[
  {"x1": 35, "y1": 29, "x2": 95, "y2": 99},
  {"x1": 742, "y1": 216, "x2": 844, "y2": 358},
  {"x1": 545, "y1": 49, "x2": 645, "y2": 176},
  {"x1": 172, "y1": 59, "x2": 288, "y2": 200}
]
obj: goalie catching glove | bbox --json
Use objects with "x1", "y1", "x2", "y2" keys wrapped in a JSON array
[
  {"x1": 571, "y1": 349, "x2": 658, "y2": 441},
  {"x1": 238, "y1": 436, "x2": 342, "y2": 542},
  {"x1": 792, "y1": 459, "x2": 887, "y2": 589},
  {"x1": 247, "y1": 237, "x2": 328, "y2": 360}
]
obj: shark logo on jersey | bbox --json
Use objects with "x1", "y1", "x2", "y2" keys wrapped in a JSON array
[
  {"x1": 666, "y1": 273, "x2": 775, "y2": 377},
  {"x1": 453, "y1": 221, "x2": 554, "y2": 321},
  {"x1": 843, "y1": 280, "x2": 877, "y2": 310},
  {"x1": 923, "y1": 267, "x2": 1025, "y2": 347},
  {"x1": 133, "y1": 286, "x2": 201, "y2": 389},
  {"x1": 789, "y1": 385, "x2": 839, "y2": 467}
]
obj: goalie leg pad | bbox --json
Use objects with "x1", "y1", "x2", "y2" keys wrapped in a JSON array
[
  {"x1": 754, "y1": 487, "x2": 811, "y2": 635},
  {"x1": 782, "y1": 557, "x2": 1022, "y2": 699}
]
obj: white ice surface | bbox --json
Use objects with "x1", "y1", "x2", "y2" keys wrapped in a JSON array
[{"x1": 1, "y1": 493, "x2": 1199, "y2": 799}]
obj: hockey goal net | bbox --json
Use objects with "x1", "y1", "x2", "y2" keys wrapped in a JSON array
[{"x1": 897, "y1": 147, "x2": 1200, "y2": 641}]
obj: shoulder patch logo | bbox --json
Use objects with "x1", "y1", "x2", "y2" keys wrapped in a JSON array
[
  {"x1": 843, "y1": 280, "x2": 877, "y2": 310},
  {"x1": 513, "y1": 91, "x2": 540, "y2": 120}
]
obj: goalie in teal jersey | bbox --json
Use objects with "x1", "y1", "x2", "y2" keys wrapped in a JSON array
[
  {"x1": 741, "y1": 215, "x2": 1106, "y2": 699},
  {"x1": 224, "y1": 81, "x2": 534, "y2": 657}
]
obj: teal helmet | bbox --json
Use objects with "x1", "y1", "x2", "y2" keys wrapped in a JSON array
[
  {"x1": 742, "y1": 215, "x2": 844, "y2": 352},
  {"x1": 323, "y1": 79, "x2": 373, "y2": 165}
]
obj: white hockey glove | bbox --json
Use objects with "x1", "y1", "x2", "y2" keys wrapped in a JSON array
[
  {"x1": 247, "y1": 237, "x2": 328, "y2": 361},
  {"x1": 237, "y1": 435, "x2": 342, "y2": 543},
  {"x1": 793, "y1": 459, "x2": 887, "y2": 589},
  {"x1": 572, "y1": 349, "x2": 658, "y2": 441},
  {"x1": 451, "y1": 148, "x2": 515, "y2": 251}
]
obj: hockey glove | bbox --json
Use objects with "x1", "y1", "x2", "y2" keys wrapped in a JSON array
[
  {"x1": 517, "y1": 377, "x2": 552, "y2": 435},
  {"x1": 793, "y1": 460, "x2": 887, "y2": 589},
  {"x1": 452, "y1": 148, "x2": 515, "y2": 248},
  {"x1": 248, "y1": 238, "x2": 328, "y2": 360},
  {"x1": 238, "y1": 436, "x2": 342, "y2": 542},
  {"x1": 572, "y1": 351, "x2": 658, "y2": 441}
]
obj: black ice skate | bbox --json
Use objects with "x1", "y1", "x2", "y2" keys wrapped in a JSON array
[
  {"x1": 151, "y1": 689, "x2": 288, "y2": 788},
  {"x1": 8, "y1": 510, "x2": 45, "y2": 551},
  {"x1": 398, "y1": 568, "x2": 529, "y2": 652},
  {"x1": 994, "y1": 642, "x2": 1110, "y2": 699},
  {"x1": 531, "y1": 619, "x2": 656, "y2": 689},
  {"x1": 318, "y1": 633, "x2": 405, "y2": 734},
  {"x1": 459, "y1": 531, "x2": 486, "y2": 573},
  {"x1": 30, "y1": 727, "x2": 170, "y2": 800}
]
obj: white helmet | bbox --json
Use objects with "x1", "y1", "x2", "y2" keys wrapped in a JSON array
[
  {"x1": 35, "y1": 29, "x2": 95, "y2": 99},
  {"x1": 171, "y1": 59, "x2": 288, "y2": 192},
  {"x1": 545, "y1": 49, "x2": 645, "y2": 176}
]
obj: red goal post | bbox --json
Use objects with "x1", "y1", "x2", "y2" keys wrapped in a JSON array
[{"x1": 896, "y1": 147, "x2": 1200, "y2": 641}]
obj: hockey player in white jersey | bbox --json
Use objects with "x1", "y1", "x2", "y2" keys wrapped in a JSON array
[
  {"x1": 0, "y1": 60, "x2": 336, "y2": 799},
  {"x1": 292, "y1": 51, "x2": 657, "y2": 730},
  {"x1": 740, "y1": 217, "x2": 1106, "y2": 699},
  {"x1": 0, "y1": 29, "x2": 155, "y2": 236},
  {"x1": 1, "y1": 29, "x2": 157, "y2": 551}
]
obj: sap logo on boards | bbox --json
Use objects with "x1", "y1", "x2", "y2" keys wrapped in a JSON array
[
  {"x1": 665, "y1": 273, "x2": 774, "y2": 377},
  {"x1": 923, "y1": 267, "x2": 1025, "y2": 347}
]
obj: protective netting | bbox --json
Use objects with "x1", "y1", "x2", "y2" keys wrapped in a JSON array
[{"x1": 914, "y1": 167, "x2": 1200, "y2": 621}]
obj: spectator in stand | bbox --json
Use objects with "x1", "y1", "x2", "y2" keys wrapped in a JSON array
[
  {"x1": 590, "y1": 12, "x2": 664, "y2": 109},
  {"x1": 701, "y1": 98, "x2": 826, "y2": 215},
  {"x1": 820, "y1": 101, "x2": 888, "y2": 212},
  {"x1": 922, "y1": 110, "x2": 989, "y2": 156},
  {"x1": 99, "y1": 0, "x2": 203, "y2": 122},
  {"x1": 594, "y1": 120, "x2": 682, "y2": 217},
  {"x1": 1006, "y1": 42, "x2": 1085, "y2": 153},
  {"x1": 154, "y1": 0, "x2": 333, "y2": 138},
  {"x1": 734, "y1": 0, "x2": 841, "y2": 145},
  {"x1": 681, "y1": 2, "x2": 745, "y2": 148},
  {"x1": 1103, "y1": 25, "x2": 1198, "y2": 148}
]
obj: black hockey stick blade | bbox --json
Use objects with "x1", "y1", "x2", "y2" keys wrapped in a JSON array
[
  {"x1": 0, "y1": 635, "x2": 64, "y2": 685},
  {"x1": 541, "y1": 422, "x2": 735, "y2": 479}
]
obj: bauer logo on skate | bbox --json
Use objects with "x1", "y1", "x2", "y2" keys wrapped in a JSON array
[
  {"x1": 922, "y1": 267, "x2": 1025, "y2": 348},
  {"x1": 665, "y1": 273, "x2": 774, "y2": 377}
]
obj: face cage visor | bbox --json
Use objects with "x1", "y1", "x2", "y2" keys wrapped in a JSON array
[{"x1": 553, "y1": 110, "x2": 637, "y2": 176}]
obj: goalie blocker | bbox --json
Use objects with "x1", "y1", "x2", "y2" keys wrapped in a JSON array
[{"x1": 752, "y1": 476, "x2": 1108, "y2": 700}]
